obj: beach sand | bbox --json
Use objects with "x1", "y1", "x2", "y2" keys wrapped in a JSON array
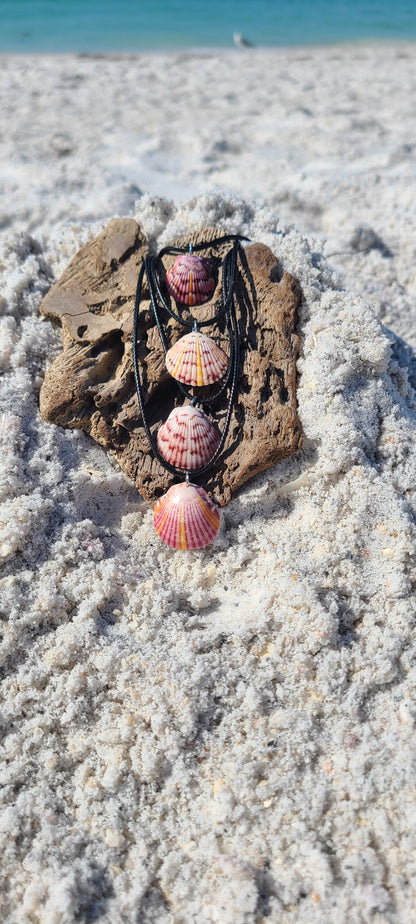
[{"x1": 1, "y1": 44, "x2": 416, "y2": 922}]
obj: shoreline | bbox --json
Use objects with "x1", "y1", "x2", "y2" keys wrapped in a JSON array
[{"x1": 1, "y1": 37, "x2": 416, "y2": 59}]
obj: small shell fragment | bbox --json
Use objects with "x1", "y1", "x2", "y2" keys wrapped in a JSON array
[
  {"x1": 165, "y1": 253, "x2": 215, "y2": 306},
  {"x1": 157, "y1": 405, "x2": 221, "y2": 470},
  {"x1": 165, "y1": 330, "x2": 228, "y2": 387},
  {"x1": 154, "y1": 482, "x2": 220, "y2": 550}
]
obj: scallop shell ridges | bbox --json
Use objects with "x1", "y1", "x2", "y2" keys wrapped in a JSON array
[
  {"x1": 154, "y1": 482, "x2": 220, "y2": 550},
  {"x1": 157, "y1": 405, "x2": 221, "y2": 471},
  {"x1": 165, "y1": 331, "x2": 228, "y2": 387},
  {"x1": 166, "y1": 253, "x2": 215, "y2": 306}
]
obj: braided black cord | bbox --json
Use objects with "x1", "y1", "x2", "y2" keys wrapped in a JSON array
[
  {"x1": 157, "y1": 233, "x2": 249, "y2": 260},
  {"x1": 192, "y1": 257, "x2": 241, "y2": 476},
  {"x1": 142, "y1": 256, "x2": 168, "y2": 352},
  {"x1": 132, "y1": 237, "x2": 244, "y2": 478}
]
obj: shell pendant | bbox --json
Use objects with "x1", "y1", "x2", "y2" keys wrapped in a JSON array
[
  {"x1": 154, "y1": 482, "x2": 220, "y2": 550},
  {"x1": 165, "y1": 330, "x2": 228, "y2": 387},
  {"x1": 157, "y1": 405, "x2": 220, "y2": 471},
  {"x1": 165, "y1": 253, "x2": 215, "y2": 306}
]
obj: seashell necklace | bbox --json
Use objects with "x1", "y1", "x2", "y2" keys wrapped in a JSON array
[{"x1": 132, "y1": 234, "x2": 246, "y2": 551}]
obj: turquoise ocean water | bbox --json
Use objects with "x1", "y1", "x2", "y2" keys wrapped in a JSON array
[{"x1": 1, "y1": 0, "x2": 416, "y2": 53}]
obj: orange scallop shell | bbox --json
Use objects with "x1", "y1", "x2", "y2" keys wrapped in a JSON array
[
  {"x1": 165, "y1": 253, "x2": 215, "y2": 306},
  {"x1": 154, "y1": 482, "x2": 220, "y2": 550},
  {"x1": 165, "y1": 331, "x2": 228, "y2": 386},
  {"x1": 157, "y1": 405, "x2": 221, "y2": 470}
]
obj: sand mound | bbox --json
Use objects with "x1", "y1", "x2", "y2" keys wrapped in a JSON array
[{"x1": 1, "y1": 194, "x2": 415, "y2": 922}]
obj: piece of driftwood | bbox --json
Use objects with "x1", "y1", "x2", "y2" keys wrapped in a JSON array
[{"x1": 39, "y1": 219, "x2": 302, "y2": 506}]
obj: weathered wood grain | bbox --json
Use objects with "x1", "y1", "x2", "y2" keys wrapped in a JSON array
[{"x1": 40, "y1": 219, "x2": 302, "y2": 506}]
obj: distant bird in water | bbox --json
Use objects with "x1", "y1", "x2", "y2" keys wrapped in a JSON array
[{"x1": 233, "y1": 32, "x2": 254, "y2": 48}]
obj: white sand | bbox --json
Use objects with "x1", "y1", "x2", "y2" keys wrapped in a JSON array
[{"x1": 1, "y1": 45, "x2": 416, "y2": 923}]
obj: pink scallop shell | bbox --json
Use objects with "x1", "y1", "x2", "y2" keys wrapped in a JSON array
[
  {"x1": 165, "y1": 331, "x2": 228, "y2": 387},
  {"x1": 154, "y1": 482, "x2": 220, "y2": 550},
  {"x1": 165, "y1": 253, "x2": 215, "y2": 306},
  {"x1": 157, "y1": 405, "x2": 221, "y2": 471}
]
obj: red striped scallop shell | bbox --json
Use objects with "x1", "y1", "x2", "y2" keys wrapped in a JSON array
[
  {"x1": 165, "y1": 254, "x2": 215, "y2": 306},
  {"x1": 154, "y1": 482, "x2": 220, "y2": 550},
  {"x1": 157, "y1": 405, "x2": 221, "y2": 471},
  {"x1": 165, "y1": 331, "x2": 228, "y2": 387}
]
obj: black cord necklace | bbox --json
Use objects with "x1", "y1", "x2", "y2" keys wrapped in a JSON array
[{"x1": 132, "y1": 234, "x2": 246, "y2": 550}]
